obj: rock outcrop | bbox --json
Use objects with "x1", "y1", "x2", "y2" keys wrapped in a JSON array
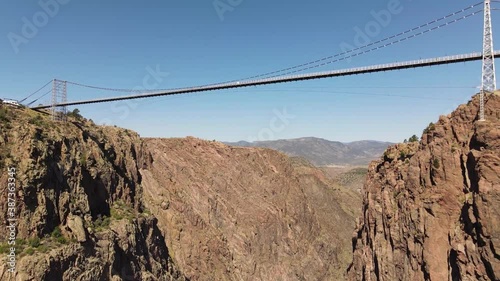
[
  {"x1": 348, "y1": 93, "x2": 500, "y2": 281},
  {"x1": 0, "y1": 106, "x2": 362, "y2": 280},
  {"x1": 0, "y1": 108, "x2": 186, "y2": 280},
  {"x1": 142, "y1": 137, "x2": 361, "y2": 280}
]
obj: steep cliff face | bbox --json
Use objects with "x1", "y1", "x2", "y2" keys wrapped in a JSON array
[
  {"x1": 0, "y1": 108, "x2": 186, "y2": 280},
  {"x1": 0, "y1": 107, "x2": 361, "y2": 280},
  {"x1": 142, "y1": 137, "x2": 361, "y2": 281},
  {"x1": 348, "y1": 94, "x2": 500, "y2": 281}
]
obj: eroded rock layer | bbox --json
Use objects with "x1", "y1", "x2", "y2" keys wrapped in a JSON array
[
  {"x1": 348, "y1": 94, "x2": 500, "y2": 281},
  {"x1": 0, "y1": 110, "x2": 185, "y2": 281},
  {"x1": 142, "y1": 137, "x2": 361, "y2": 281},
  {"x1": 0, "y1": 107, "x2": 361, "y2": 281}
]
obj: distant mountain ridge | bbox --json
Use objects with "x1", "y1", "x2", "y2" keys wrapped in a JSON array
[{"x1": 225, "y1": 137, "x2": 393, "y2": 166}]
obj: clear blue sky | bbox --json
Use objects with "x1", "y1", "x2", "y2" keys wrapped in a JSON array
[{"x1": 0, "y1": 0, "x2": 496, "y2": 142}]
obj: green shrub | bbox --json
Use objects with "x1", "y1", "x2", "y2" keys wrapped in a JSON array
[
  {"x1": 0, "y1": 243, "x2": 10, "y2": 254},
  {"x1": 37, "y1": 245, "x2": 49, "y2": 253},
  {"x1": 433, "y1": 158, "x2": 440, "y2": 169},
  {"x1": 28, "y1": 115, "x2": 44, "y2": 127},
  {"x1": 111, "y1": 208, "x2": 123, "y2": 220},
  {"x1": 408, "y1": 135, "x2": 419, "y2": 142},
  {"x1": 393, "y1": 189, "x2": 401, "y2": 199},
  {"x1": 51, "y1": 226, "x2": 62, "y2": 238},
  {"x1": 67, "y1": 108, "x2": 83, "y2": 119},
  {"x1": 111, "y1": 201, "x2": 136, "y2": 222},
  {"x1": 56, "y1": 236, "x2": 67, "y2": 244},
  {"x1": 25, "y1": 248, "x2": 35, "y2": 255},
  {"x1": 15, "y1": 239, "x2": 26, "y2": 247},
  {"x1": 423, "y1": 122, "x2": 436, "y2": 134},
  {"x1": 94, "y1": 215, "x2": 111, "y2": 231},
  {"x1": 0, "y1": 107, "x2": 8, "y2": 122},
  {"x1": 79, "y1": 152, "x2": 87, "y2": 166},
  {"x1": 28, "y1": 237, "x2": 41, "y2": 248},
  {"x1": 114, "y1": 200, "x2": 125, "y2": 208}
]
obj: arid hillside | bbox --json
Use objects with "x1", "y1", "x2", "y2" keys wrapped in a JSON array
[
  {"x1": 321, "y1": 166, "x2": 368, "y2": 193},
  {"x1": 0, "y1": 107, "x2": 186, "y2": 280},
  {"x1": 0, "y1": 105, "x2": 361, "y2": 280},
  {"x1": 348, "y1": 93, "x2": 500, "y2": 281},
  {"x1": 227, "y1": 138, "x2": 392, "y2": 166},
  {"x1": 141, "y1": 137, "x2": 361, "y2": 280}
]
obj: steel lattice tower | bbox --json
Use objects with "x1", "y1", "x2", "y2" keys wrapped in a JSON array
[
  {"x1": 480, "y1": 0, "x2": 496, "y2": 121},
  {"x1": 51, "y1": 79, "x2": 67, "y2": 121}
]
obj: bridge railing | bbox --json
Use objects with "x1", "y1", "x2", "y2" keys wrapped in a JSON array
[
  {"x1": 32, "y1": 51, "x2": 500, "y2": 109},
  {"x1": 197, "y1": 51, "x2": 496, "y2": 90}
]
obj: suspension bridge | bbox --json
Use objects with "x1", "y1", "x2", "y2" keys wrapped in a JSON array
[{"x1": 24, "y1": 1, "x2": 499, "y2": 122}]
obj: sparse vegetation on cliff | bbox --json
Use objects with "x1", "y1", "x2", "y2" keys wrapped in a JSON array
[
  {"x1": 0, "y1": 106, "x2": 8, "y2": 122},
  {"x1": 66, "y1": 108, "x2": 83, "y2": 119},
  {"x1": 432, "y1": 158, "x2": 440, "y2": 169},
  {"x1": 0, "y1": 106, "x2": 186, "y2": 280},
  {"x1": 408, "y1": 134, "x2": 419, "y2": 142},
  {"x1": 423, "y1": 122, "x2": 436, "y2": 134},
  {"x1": 0, "y1": 104, "x2": 365, "y2": 280}
]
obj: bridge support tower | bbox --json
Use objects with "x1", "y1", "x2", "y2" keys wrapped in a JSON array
[
  {"x1": 480, "y1": 0, "x2": 496, "y2": 121},
  {"x1": 51, "y1": 79, "x2": 67, "y2": 121}
]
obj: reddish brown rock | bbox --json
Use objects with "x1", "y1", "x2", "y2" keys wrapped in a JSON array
[
  {"x1": 142, "y1": 137, "x2": 361, "y2": 281},
  {"x1": 0, "y1": 106, "x2": 362, "y2": 280},
  {"x1": 348, "y1": 93, "x2": 500, "y2": 281},
  {"x1": 0, "y1": 110, "x2": 186, "y2": 281}
]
